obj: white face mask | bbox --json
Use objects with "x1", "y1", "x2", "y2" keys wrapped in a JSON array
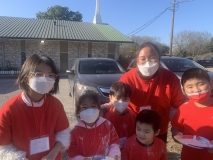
[
  {"x1": 138, "y1": 61, "x2": 159, "y2": 76},
  {"x1": 80, "y1": 108, "x2": 99, "y2": 123},
  {"x1": 28, "y1": 77, "x2": 55, "y2": 94},
  {"x1": 113, "y1": 101, "x2": 129, "y2": 113}
]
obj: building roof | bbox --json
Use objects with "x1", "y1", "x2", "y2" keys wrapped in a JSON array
[{"x1": 0, "y1": 16, "x2": 132, "y2": 43}]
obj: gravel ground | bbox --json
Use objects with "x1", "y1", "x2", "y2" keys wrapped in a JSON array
[{"x1": 0, "y1": 77, "x2": 182, "y2": 160}]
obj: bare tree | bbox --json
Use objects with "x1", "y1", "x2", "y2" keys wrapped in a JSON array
[
  {"x1": 120, "y1": 35, "x2": 168, "y2": 59},
  {"x1": 173, "y1": 30, "x2": 212, "y2": 57}
]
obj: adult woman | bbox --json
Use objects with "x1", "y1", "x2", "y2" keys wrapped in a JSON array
[
  {"x1": 0, "y1": 54, "x2": 71, "y2": 160},
  {"x1": 120, "y1": 42, "x2": 185, "y2": 142}
]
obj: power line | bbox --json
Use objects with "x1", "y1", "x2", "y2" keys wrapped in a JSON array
[
  {"x1": 127, "y1": 7, "x2": 171, "y2": 36},
  {"x1": 127, "y1": 0, "x2": 192, "y2": 37}
]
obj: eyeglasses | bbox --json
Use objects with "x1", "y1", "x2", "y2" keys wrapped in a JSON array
[{"x1": 30, "y1": 72, "x2": 58, "y2": 80}]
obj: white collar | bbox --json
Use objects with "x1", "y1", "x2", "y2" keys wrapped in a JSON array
[
  {"x1": 75, "y1": 117, "x2": 107, "y2": 129},
  {"x1": 22, "y1": 92, "x2": 44, "y2": 107}
]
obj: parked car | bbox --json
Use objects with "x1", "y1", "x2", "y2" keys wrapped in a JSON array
[
  {"x1": 195, "y1": 59, "x2": 213, "y2": 68},
  {"x1": 66, "y1": 58, "x2": 125, "y2": 105},
  {"x1": 186, "y1": 57, "x2": 193, "y2": 60},
  {"x1": 127, "y1": 55, "x2": 213, "y2": 82}
]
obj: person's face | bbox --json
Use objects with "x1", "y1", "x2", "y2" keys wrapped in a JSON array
[
  {"x1": 79, "y1": 97, "x2": 99, "y2": 113},
  {"x1": 28, "y1": 62, "x2": 55, "y2": 81},
  {"x1": 183, "y1": 78, "x2": 211, "y2": 94},
  {"x1": 109, "y1": 95, "x2": 130, "y2": 103},
  {"x1": 136, "y1": 122, "x2": 160, "y2": 145},
  {"x1": 137, "y1": 46, "x2": 159, "y2": 65}
]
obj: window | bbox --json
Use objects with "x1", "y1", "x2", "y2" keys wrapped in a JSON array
[
  {"x1": 108, "y1": 43, "x2": 116, "y2": 53},
  {"x1": 60, "y1": 41, "x2": 68, "y2": 52},
  {"x1": 21, "y1": 52, "x2": 26, "y2": 65},
  {"x1": 21, "y1": 40, "x2": 25, "y2": 52},
  {"x1": 88, "y1": 42, "x2": 92, "y2": 58},
  {"x1": 108, "y1": 43, "x2": 116, "y2": 59},
  {"x1": 161, "y1": 59, "x2": 206, "y2": 72},
  {"x1": 79, "y1": 61, "x2": 125, "y2": 74}
]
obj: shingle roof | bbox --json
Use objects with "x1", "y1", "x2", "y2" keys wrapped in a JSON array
[{"x1": 0, "y1": 16, "x2": 132, "y2": 43}]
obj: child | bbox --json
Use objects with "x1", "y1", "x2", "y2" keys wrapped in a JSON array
[
  {"x1": 67, "y1": 90, "x2": 121, "y2": 160},
  {"x1": 0, "y1": 54, "x2": 71, "y2": 160},
  {"x1": 122, "y1": 110, "x2": 167, "y2": 160},
  {"x1": 171, "y1": 68, "x2": 213, "y2": 160},
  {"x1": 103, "y1": 81, "x2": 136, "y2": 148}
]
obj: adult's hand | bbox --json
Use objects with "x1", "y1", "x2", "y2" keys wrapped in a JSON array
[{"x1": 208, "y1": 140, "x2": 213, "y2": 153}]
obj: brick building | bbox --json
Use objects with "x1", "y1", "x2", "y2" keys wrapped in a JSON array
[{"x1": 0, "y1": 16, "x2": 132, "y2": 73}]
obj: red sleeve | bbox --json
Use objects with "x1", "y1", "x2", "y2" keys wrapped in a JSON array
[
  {"x1": 67, "y1": 130, "x2": 79, "y2": 158},
  {"x1": 119, "y1": 71, "x2": 135, "y2": 88},
  {"x1": 109, "y1": 123, "x2": 120, "y2": 146},
  {"x1": 170, "y1": 75, "x2": 185, "y2": 109},
  {"x1": 119, "y1": 74, "x2": 128, "y2": 83},
  {"x1": 171, "y1": 107, "x2": 184, "y2": 132},
  {"x1": 53, "y1": 99, "x2": 69, "y2": 133},
  {"x1": 121, "y1": 139, "x2": 130, "y2": 160},
  {"x1": 160, "y1": 143, "x2": 168, "y2": 160},
  {"x1": 0, "y1": 102, "x2": 12, "y2": 145}
]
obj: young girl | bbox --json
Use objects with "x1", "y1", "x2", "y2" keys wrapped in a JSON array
[
  {"x1": 67, "y1": 90, "x2": 121, "y2": 160},
  {"x1": 0, "y1": 54, "x2": 71, "y2": 160}
]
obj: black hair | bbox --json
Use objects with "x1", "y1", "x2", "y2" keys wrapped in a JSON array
[
  {"x1": 136, "y1": 110, "x2": 161, "y2": 133},
  {"x1": 181, "y1": 68, "x2": 210, "y2": 87},
  {"x1": 135, "y1": 42, "x2": 161, "y2": 59},
  {"x1": 16, "y1": 54, "x2": 59, "y2": 94},
  {"x1": 75, "y1": 90, "x2": 100, "y2": 118},
  {"x1": 109, "y1": 81, "x2": 132, "y2": 99}
]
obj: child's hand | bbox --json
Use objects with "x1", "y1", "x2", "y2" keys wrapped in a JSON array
[
  {"x1": 173, "y1": 132, "x2": 183, "y2": 144},
  {"x1": 176, "y1": 132, "x2": 183, "y2": 137},
  {"x1": 113, "y1": 155, "x2": 121, "y2": 160},
  {"x1": 208, "y1": 140, "x2": 213, "y2": 153},
  {"x1": 100, "y1": 103, "x2": 112, "y2": 117},
  {"x1": 41, "y1": 151, "x2": 57, "y2": 160}
]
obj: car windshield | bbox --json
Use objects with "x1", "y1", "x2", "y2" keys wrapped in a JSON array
[
  {"x1": 79, "y1": 61, "x2": 125, "y2": 74},
  {"x1": 161, "y1": 58, "x2": 207, "y2": 72}
]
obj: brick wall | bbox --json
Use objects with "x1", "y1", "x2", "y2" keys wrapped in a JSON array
[
  {"x1": 0, "y1": 39, "x2": 21, "y2": 70},
  {"x1": 0, "y1": 39, "x2": 120, "y2": 71}
]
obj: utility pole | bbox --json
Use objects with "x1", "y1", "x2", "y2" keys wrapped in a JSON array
[{"x1": 169, "y1": 0, "x2": 176, "y2": 56}]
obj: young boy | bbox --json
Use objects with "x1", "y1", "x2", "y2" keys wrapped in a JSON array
[
  {"x1": 103, "y1": 81, "x2": 136, "y2": 148},
  {"x1": 121, "y1": 109, "x2": 167, "y2": 160},
  {"x1": 171, "y1": 68, "x2": 213, "y2": 160}
]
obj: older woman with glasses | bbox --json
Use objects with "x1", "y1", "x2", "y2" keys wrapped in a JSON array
[{"x1": 0, "y1": 54, "x2": 71, "y2": 160}]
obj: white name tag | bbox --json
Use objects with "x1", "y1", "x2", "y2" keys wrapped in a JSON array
[
  {"x1": 140, "y1": 106, "x2": 151, "y2": 112},
  {"x1": 30, "y1": 136, "x2": 50, "y2": 155}
]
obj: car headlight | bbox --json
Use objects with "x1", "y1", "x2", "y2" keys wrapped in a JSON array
[{"x1": 75, "y1": 82, "x2": 100, "y2": 95}]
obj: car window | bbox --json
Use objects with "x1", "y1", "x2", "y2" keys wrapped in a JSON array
[
  {"x1": 79, "y1": 61, "x2": 125, "y2": 74},
  {"x1": 129, "y1": 59, "x2": 136, "y2": 68},
  {"x1": 161, "y1": 58, "x2": 207, "y2": 72}
]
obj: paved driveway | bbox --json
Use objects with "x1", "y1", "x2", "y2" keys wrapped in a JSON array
[{"x1": 0, "y1": 77, "x2": 76, "y2": 126}]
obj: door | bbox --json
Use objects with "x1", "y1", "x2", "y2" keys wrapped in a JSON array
[{"x1": 60, "y1": 53, "x2": 68, "y2": 73}]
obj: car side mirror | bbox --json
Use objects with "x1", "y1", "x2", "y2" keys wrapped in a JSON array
[{"x1": 66, "y1": 70, "x2": 74, "y2": 74}]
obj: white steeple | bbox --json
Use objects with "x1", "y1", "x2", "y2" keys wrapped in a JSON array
[{"x1": 93, "y1": 0, "x2": 102, "y2": 24}]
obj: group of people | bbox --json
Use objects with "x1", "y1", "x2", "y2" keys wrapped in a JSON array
[{"x1": 0, "y1": 42, "x2": 213, "y2": 160}]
